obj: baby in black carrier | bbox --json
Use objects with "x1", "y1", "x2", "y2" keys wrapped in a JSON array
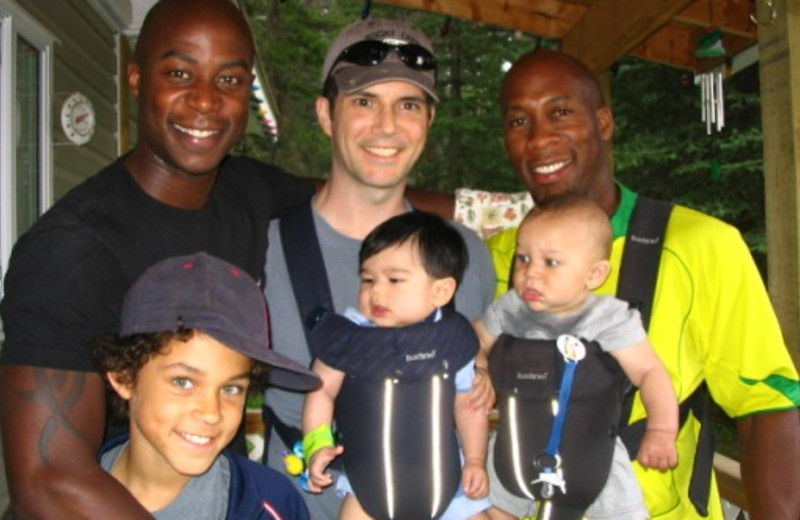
[
  {"x1": 472, "y1": 194, "x2": 678, "y2": 520},
  {"x1": 302, "y1": 212, "x2": 491, "y2": 520}
]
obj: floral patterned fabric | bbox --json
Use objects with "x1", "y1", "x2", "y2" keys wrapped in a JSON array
[{"x1": 453, "y1": 188, "x2": 533, "y2": 239}]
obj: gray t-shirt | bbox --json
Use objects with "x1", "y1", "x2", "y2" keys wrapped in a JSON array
[
  {"x1": 483, "y1": 291, "x2": 647, "y2": 352},
  {"x1": 100, "y1": 441, "x2": 230, "y2": 519}
]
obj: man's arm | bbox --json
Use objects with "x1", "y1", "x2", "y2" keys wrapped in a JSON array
[
  {"x1": 0, "y1": 365, "x2": 151, "y2": 519},
  {"x1": 737, "y1": 408, "x2": 800, "y2": 520}
]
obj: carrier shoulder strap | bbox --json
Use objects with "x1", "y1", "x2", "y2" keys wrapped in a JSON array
[
  {"x1": 615, "y1": 196, "x2": 672, "y2": 437},
  {"x1": 616, "y1": 196, "x2": 713, "y2": 516},
  {"x1": 616, "y1": 196, "x2": 673, "y2": 329},
  {"x1": 279, "y1": 203, "x2": 334, "y2": 346},
  {"x1": 262, "y1": 204, "x2": 333, "y2": 462}
]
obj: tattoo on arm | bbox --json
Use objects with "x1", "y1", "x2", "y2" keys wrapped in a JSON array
[{"x1": 16, "y1": 369, "x2": 91, "y2": 467}]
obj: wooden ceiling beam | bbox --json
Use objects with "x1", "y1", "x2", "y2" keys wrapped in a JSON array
[
  {"x1": 374, "y1": 0, "x2": 586, "y2": 38},
  {"x1": 561, "y1": 0, "x2": 696, "y2": 73},
  {"x1": 373, "y1": 0, "x2": 757, "y2": 73},
  {"x1": 674, "y1": 0, "x2": 757, "y2": 38},
  {"x1": 628, "y1": 19, "x2": 756, "y2": 71}
]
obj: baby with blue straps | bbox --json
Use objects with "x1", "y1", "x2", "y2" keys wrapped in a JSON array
[{"x1": 473, "y1": 194, "x2": 678, "y2": 520}]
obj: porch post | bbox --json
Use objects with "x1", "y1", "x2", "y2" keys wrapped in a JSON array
[{"x1": 759, "y1": 0, "x2": 800, "y2": 366}]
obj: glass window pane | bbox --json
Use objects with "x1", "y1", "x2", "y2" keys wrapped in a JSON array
[{"x1": 15, "y1": 34, "x2": 40, "y2": 238}]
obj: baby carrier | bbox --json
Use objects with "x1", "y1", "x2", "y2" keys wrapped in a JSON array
[
  {"x1": 489, "y1": 333, "x2": 627, "y2": 520},
  {"x1": 490, "y1": 196, "x2": 714, "y2": 519},
  {"x1": 310, "y1": 310, "x2": 477, "y2": 520}
]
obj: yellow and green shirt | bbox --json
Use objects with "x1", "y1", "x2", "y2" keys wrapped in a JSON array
[{"x1": 486, "y1": 184, "x2": 800, "y2": 520}]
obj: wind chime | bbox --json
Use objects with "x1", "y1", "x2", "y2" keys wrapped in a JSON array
[
  {"x1": 692, "y1": 0, "x2": 776, "y2": 135},
  {"x1": 695, "y1": 65, "x2": 725, "y2": 135},
  {"x1": 692, "y1": 0, "x2": 727, "y2": 135}
]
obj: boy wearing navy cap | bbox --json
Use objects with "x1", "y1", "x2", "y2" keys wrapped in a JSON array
[{"x1": 93, "y1": 252, "x2": 319, "y2": 519}]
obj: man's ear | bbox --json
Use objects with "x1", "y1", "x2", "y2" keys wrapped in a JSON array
[
  {"x1": 427, "y1": 103, "x2": 437, "y2": 127},
  {"x1": 316, "y1": 96, "x2": 333, "y2": 137},
  {"x1": 127, "y1": 62, "x2": 141, "y2": 99},
  {"x1": 432, "y1": 277, "x2": 457, "y2": 308},
  {"x1": 586, "y1": 259, "x2": 611, "y2": 291},
  {"x1": 597, "y1": 106, "x2": 614, "y2": 142},
  {"x1": 107, "y1": 372, "x2": 133, "y2": 401}
]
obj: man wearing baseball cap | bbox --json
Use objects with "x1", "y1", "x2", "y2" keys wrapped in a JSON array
[
  {"x1": 262, "y1": 17, "x2": 496, "y2": 519},
  {"x1": 93, "y1": 252, "x2": 319, "y2": 519}
]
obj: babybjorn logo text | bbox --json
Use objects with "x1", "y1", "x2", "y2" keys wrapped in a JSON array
[
  {"x1": 629, "y1": 234, "x2": 661, "y2": 245},
  {"x1": 406, "y1": 350, "x2": 436, "y2": 362},
  {"x1": 517, "y1": 372, "x2": 548, "y2": 380}
]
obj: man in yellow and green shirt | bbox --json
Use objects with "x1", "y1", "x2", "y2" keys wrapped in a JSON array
[{"x1": 473, "y1": 49, "x2": 800, "y2": 520}]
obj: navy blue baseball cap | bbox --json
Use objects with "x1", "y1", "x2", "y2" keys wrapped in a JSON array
[{"x1": 120, "y1": 252, "x2": 320, "y2": 392}]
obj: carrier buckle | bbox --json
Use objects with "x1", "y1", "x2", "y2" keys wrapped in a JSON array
[
  {"x1": 532, "y1": 469, "x2": 566, "y2": 498},
  {"x1": 532, "y1": 453, "x2": 565, "y2": 498}
]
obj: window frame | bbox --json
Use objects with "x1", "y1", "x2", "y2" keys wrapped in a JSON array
[{"x1": 0, "y1": 0, "x2": 54, "y2": 279}]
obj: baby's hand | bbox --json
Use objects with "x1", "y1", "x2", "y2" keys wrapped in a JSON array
[
  {"x1": 461, "y1": 459, "x2": 489, "y2": 499},
  {"x1": 307, "y1": 445, "x2": 344, "y2": 493},
  {"x1": 637, "y1": 429, "x2": 678, "y2": 470}
]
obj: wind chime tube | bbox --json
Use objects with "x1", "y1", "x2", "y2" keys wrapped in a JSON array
[
  {"x1": 706, "y1": 73, "x2": 713, "y2": 135},
  {"x1": 700, "y1": 74, "x2": 707, "y2": 123},
  {"x1": 717, "y1": 71, "x2": 725, "y2": 131},
  {"x1": 709, "y1": 73, "x2": 716, "y2": 125}
]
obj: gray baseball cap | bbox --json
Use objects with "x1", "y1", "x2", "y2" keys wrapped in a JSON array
[
  {"x1": 321, "y1": 18, "x2": 438, "y2": 102},
  {"x1": 120, "y1": 252, "x2": 320, "y2": 392}
]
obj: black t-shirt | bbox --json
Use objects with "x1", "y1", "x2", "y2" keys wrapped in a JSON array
[{"x1": 0, "y1": 154, "x2": 313, "y2": 372}]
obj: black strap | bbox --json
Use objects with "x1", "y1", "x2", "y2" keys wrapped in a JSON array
[
  {"x1": 615, "y1": 196, "x2": 713, "y2": 516},
  {"x1": 262, "y1": 405, "x2": 303, "y2": 461},
  {"x1": 260, "y1": 203, "x2": 332, "y2": 463},
  {"x1": 618, "y1": 384, "x2": 714, "y2": 516},
  {"x1": 279, "y1": 203, "x2": 334, "y2": 346},
  {"x1": 611, "y1": 196, "x2": 673, "y2": 449},
  {"x1": 616, "y1": 196, "x2": 673, "y2": 329},
  {"x1": 689, "y1": 384, "x2": 714, "y2": 517}
]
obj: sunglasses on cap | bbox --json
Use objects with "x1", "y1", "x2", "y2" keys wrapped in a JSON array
[{"x1": 332, "y1": 40, "x2": 437, "y2": 74}]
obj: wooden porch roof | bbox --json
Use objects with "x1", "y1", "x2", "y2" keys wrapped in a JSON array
[{"x1": 375, "y1": 0, "x2": 762, "y2": 73}]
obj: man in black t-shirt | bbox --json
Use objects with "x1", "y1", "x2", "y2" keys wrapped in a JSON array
[{"x1": 0, "y1": 1, "x2": 312, "y2": 518}]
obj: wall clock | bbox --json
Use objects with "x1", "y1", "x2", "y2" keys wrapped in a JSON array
[{"x1": 60, "y1": 92, "x2": 95, "y2": 145}]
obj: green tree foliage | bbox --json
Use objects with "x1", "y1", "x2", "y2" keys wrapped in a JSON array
[
  {"x1": 238, "y1": 0, "x2": 355, "y2": 176},
  {"x1": 410, "y1": 18, "x2": 535, "y2": 193}
]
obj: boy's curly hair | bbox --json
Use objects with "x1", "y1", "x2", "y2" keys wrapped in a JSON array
[{"x1": 92, "y1": 328, "x2": 270, "y2": 418}]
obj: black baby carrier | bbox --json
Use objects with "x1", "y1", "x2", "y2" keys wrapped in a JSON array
[
  {"x1": 310, "y1": 310, "x2": 478, "y2": 520},
  {"x1": 489, "y1": 333, "x2": 627, "y2": 520}
]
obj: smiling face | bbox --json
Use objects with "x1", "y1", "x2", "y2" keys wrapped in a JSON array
[
  {"x1": 317, "y1": 80, "x2": 434, "y2": 194},
  {"x1": 108, "y1": 333, "x2": 251, "y2": 488},
  {"x1": 501, "y1": 50, "x2": 616, "y2": 210},
  {"x1": 358, "y1": 239, "x2": 455, "y2": 327},
  {"x1": 127, "y1": 0, "x2": 254, "y2": 179},
  {"x1": 512, "y1": 209, "x2": 610, "y2": 316}
]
